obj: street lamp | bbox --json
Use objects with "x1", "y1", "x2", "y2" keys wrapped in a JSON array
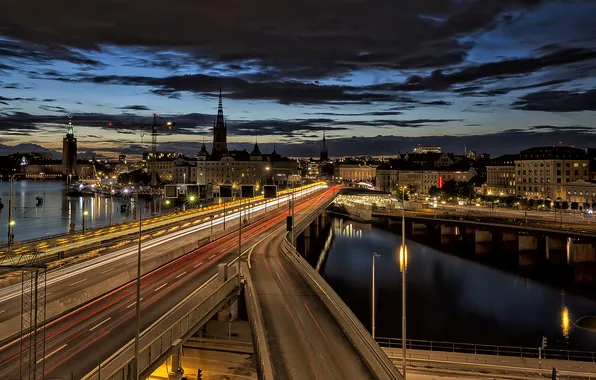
[
  {"x1": 400, "y1": 185, "x2": 407, "y2": 378},
  {"x1": 129, "y1": 194, "x2": 144, "y2": 380},
  {"x1": 7, "y1": 173, "x2": 25, "y2": 252},
  {"x1": 372, "y1": 252, "x2": 380, "y2": 339},
  {"x1": 82, "y1": 209, "x2": 89, "y2": 234}
]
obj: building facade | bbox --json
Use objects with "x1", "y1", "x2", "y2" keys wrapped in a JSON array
[
  {"x1": 337, "y1": 163, "x2": 376, "y2": 183},
  {"x1": 483, "y1": 154, "x2": 518, "y2": 196},
  {"x1": 564, "y1": 180, "x2": 596, "y2": 207},
  {"x1": 516, "y1": 146, "x2": 589, "y2": 200},
  {"x1": 195, "y1": 92, "x2": 297, "y2": 193}
]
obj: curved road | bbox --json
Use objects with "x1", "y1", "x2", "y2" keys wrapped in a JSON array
[
  {"x1": 249, "y1": 195, "x2": 373, "y2": 379},
  {"x1": 0, "y1": 187, "x2": 330, "y2": 380}
]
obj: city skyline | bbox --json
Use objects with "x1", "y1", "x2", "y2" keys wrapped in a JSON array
[{"x1": 1, "y1": 1, "x2": 596, "y2": 158}]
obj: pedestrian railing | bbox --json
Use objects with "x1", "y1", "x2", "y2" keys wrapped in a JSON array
[{"x1": 376, "y1": 337, "x2": 596, "y2": 362}]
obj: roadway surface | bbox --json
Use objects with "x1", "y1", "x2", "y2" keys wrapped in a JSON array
[
  {"x1": 0, "y1": 185, "x2": 305, "y2": 268},
  {"x1": 0, "y1": 187, "x2": 329, "y2": 380},
  {"x1": 248, "y1": 189, "x2": 373, "y2": 379},
  {"x1": 0, "y1": 187, "x2": 317, "y2": 329}
]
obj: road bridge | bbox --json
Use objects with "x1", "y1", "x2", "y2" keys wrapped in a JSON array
[
  {"x1": 245, "y1": 186, "x2": 401, "y2": 380},
  {"x1": 0, "y1": 185, "x2": 327, "y2": 379}
]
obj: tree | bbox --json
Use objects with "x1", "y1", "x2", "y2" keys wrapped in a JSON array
[
  {"x1": 428, "y1": 186, "x2": 439, "y2": 196},
  {"x1": 562, "y1": 201, "x2": 569, "y2": 210},
  {"x1": 392, "y1": 186, "x2": 410, "y2": 201},
  {"x1": 571, "y1": 202, "x2": 579, "y2": 210}
]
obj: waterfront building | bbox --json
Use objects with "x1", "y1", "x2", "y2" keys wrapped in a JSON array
[
  {"x1": 482, "y1": 154, "x2": 518, "y2": 196},
  {"x1": 516, "y1": 146, "x2": 589, "y2": 200},
  {"x1": 564, "y1": 180, "x2": 596, "y2": 208}
]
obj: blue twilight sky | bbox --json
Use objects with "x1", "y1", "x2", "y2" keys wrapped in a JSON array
[{"x1": 1, "y1": 0, "x2": 596, "y2": 158}]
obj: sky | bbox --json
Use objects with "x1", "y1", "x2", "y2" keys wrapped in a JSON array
[{"x1": 1, "y1": 0, "x2": 596, "y2": 159}]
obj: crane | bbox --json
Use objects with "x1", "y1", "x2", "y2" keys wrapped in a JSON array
[{"x1": 108, "y1": 113, "x2": 174, "y2": 187}]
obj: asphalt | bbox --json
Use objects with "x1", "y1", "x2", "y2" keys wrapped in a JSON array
[
  {"x1": 0, "y1": 187, "x2": 328, "y2": 380},
  {"x1": 248, "y1": 193, "x2": 374, "y2": 380}
]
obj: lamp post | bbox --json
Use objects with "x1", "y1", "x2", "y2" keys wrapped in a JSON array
[
  {"x1": 82, "y1": 209, "x2": 89, "y2": 234},
  {"x1": 372, "y1": 252, "x2": 380, "y2": 339},
  {"x1": 7, "y1": 173, "x2": 25, "y2": 252},
  {"x1": 238, "y1": 196, "x2": 242, "y2": 275},
  {"x1": 400, "y1": 185, "x2": 407, "y2": 378},
  {"x1": 210, "y1": 215, "x2": 214, "y2": 235},
  {"x1": 132, "y1": 193, "x2": 143, "y2": 380}
]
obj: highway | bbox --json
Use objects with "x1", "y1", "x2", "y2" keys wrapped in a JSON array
[
  {"x1": 0, "y1": 186, "x2": 320, "y2": 334},
  {"x1": 0, "y1": 184, "x2": 306, "y2": 268},
  {"x1": 0, "y1": 186, "x2": 331, "y2": 379},
  {"x1": 248, "y1": 190, "x2": 373, "y2": 379}
]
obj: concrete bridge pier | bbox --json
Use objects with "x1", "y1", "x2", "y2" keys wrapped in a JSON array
[
  {"x1": 475, "y1": 230, "x2": 492, "y2": 255},
  {"x1": 411, "y1": 222, "x2": 427, "y2": 236},
  {"x1": 501, "y1": 232, "x2": 517, "y2": 243},
  {"x1": 168, "y1": 343, "x2": 184, "y2": 380},
  {"x1": 518, "y1": 235, "x2": 538, "y2": 266},
  {"x1": 217, "y1": 264, "x2": 238, "y2": 322},
  {"x1": 440, "y1": 225, "x2": 459, "y2": 245},
  {"x1": 546, "y1": 236, "x2": 567, "y2": 262},
  {"x1": 303, "y1": 227, "x2": 311, "y2": 257},
  {"x1": 571, "y1": 241, "x2": 596, "y2": 284}
]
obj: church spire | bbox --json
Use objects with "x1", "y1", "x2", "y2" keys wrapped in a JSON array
[
  {"x1": 320, "y1": 132, "x2": 329, "y2": 161},
  {"x1": 216, "y1": 85, "x2": 225, "y2": 129}
]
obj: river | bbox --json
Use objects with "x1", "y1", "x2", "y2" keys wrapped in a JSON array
[
  {"x1": 320, "y1": 217, "x2": 596, "y2": 352},
  {"x1": 0, "y1": 181, "x2": 157, "y2": 243}
]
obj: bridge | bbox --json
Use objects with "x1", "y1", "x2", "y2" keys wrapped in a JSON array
[
  {"x1": 1, "y1": 183, "x2": 592, "y2": 380},
  {"x1": 0, "y1": 183, "x2": 402, "y2": 380}
]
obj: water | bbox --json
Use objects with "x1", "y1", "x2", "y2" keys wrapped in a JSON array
[
  {"x1": 0, "y1": 181, "x2": 153, "y2": 243},
  {"x1": 321, "y1": 218, "x2": 596, "y2": 351}
]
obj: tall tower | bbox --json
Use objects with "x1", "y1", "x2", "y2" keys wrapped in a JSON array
[
  {"x1": 320, "y1": 132, "x2": 329, "y2": 162},
  {"x1": 212, "y1": 87, "x2": 228, "y2": 156},
  {"x1": 62, "y1": 117, "x2": 77, "y2": 176}
]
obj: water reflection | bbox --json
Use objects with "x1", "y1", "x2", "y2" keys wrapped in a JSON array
[
  {"x1": 0, "y1": 181, "x2": 159, "y2": 242},
  {"x1": 562, "y1": 306, "x2": 570, "y2": 339},
  {"x1": 321, "y1": 217, "x2": 596, "y2": 351}
]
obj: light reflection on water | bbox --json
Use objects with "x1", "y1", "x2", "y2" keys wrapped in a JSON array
[
  {"x1": 0, "y1": 181, "x2": 154, "y2": 242},
  {"x1": 321, "y1": 218, "x2": 596, "y2": 351}
]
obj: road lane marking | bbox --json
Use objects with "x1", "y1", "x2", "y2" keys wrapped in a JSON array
[
  {"x1": 125, "y1": 298, "x2": 143, "y2": 309},
  {"x1": 68, "y1": 279, "x2": 86, "y2": 287},
  {"x1": 89, "y1": 317, "x2": 112, "y2": 331},
  {"x1": 37, "y1": 343, "x2": 67, "y2": 363},
  {"x1": 0, "y1": 310, "x2": 5, "y2": 314},
  {"x1": 100, "y1": 268, "x2": 116, "y2": 274},
  {"x1": 154, "y1": 283, "x2": 168, "y2": 292},
  {"x1": 194, "y1": 262, "x2": 203, "y2": 268},
  {"x1": 208, "y1": 254, "x2": 216, "y2": 260},
  {"x1": 175, "y1": 271, "x2": 187, "y2": 279}
]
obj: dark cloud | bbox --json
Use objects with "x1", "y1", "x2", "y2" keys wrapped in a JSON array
[
  {"x1": 230, "y1": 119, "x2": 347, "y2": 137},
  {"x1": 118, "y1": 105, "x2": 151, "y2": 111},
  {"x1": 512, "y1": 88, "x2": 596, "y2": 112},
  {"x1": 458, "y1": 79, "x2": 571, "y2": 97},
  {"x1": 307, "y1": 111, "x2": 404, "y2": 117},
  {"x1": 0, "y1": 96, "x2": 37, "y2": 102},
  {"x1": 334, "y1": 118, "x2": 462, "y2": 128},
  {"x1": 0, "y1": 0, "x2": 553, "y2": 79},
  {"x1": 0, "y1": 39, "x2": 103, "y2": 67},
  {"x1": 38, "y1": 104, "x2": 68, "y2": 113},
  {"x1": 386, "y1": 48, "x2": 596, "y2": 92},
  {"x1": 40, "y1": 72, "x2": 394, "y2": 105}
]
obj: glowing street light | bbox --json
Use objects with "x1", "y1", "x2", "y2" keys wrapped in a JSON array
[
  {"x1": 165, "y1": 199, "x2": 171, "y2": 205},
  {"x1": 9, "y1": 220, "x2": 15, "y2": 227}
]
